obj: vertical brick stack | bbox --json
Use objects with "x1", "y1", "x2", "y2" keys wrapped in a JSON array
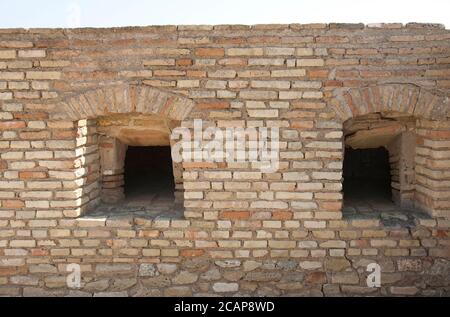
[
  {"x1": 0, "y1": 23, "x2": 449, "y2": 296},
  {"x1": 415, "y1": 119, "x2": 450, "y2": 218}
]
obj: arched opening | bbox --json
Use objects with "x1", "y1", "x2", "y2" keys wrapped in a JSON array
[
  {"x1": 48, "y1": 83, "x2": 197, "y2": 219},
  {"x1": 343, "y1": 146, "x2": 392, "y2": 203},
  {"x1": 93, "y1": 113, "x2": 184, "y2": 218},
  {"x1": 124, "y1": 146, "x2": 175, "y2": 202},
  {"x1": 332, "y1": 84, "x2": 450, "y2": 220},
  {"x1": 342, "y1": 111, "x2": 428, "y2": 224}
]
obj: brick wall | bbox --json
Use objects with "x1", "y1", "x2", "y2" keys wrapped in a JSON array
[{"x1": 0, "y1": 23, "x2": 449, "y2": 296}]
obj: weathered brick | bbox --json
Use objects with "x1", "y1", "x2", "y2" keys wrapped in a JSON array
[
  {"x1": 227, "y1": 48, "x2": 264, "y2": 56},
  {"x1": 0, "y1": 50, "x2": 16, "y2": 59},
  {"x1": 26, "y1": 71, "x2": 61, "y2": 80},
  {"x1": 18, "y1": 50, "x2": 46, "y2": 58},
  {"x1": 195, "y1": 48, "x2": 224, "y2": 57}
]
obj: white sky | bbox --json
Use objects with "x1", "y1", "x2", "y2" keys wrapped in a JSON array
[{"x1": 0, "y1": 0, "x2": 449, "y2": 29}]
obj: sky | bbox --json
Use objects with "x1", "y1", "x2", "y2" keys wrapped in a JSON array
[{"x1": 0, "y1": 0, "x2": 449, "y2": 29}]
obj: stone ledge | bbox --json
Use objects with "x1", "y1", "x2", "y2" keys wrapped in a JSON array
[
  {"x1": 0, "y1": 22, "x2": 446, "y2": 35},
  {"x1": 344, "y1": 207, "x2": 432, "y2": 228}
]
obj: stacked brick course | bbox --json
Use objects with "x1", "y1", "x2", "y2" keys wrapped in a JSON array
[{"x1": 0, "y1": 23, "x2": 449, "y2": 296}]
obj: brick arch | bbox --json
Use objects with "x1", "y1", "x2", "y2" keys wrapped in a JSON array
[
  {"x1": 331, "y1": 84, "x2": 450, "y2": 122},
  {"x1": 50, "y1": 83, "x2": 196, "y2": 121}
]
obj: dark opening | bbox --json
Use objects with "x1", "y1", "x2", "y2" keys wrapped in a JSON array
[
  {"x1": 124, "y1": 146, "x2": 175, "y2": 202},
  {"x1": 343, "y1": 147, "x2": 392, "y2": 203}
]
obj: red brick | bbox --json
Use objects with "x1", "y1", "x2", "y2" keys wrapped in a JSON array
[
  {"x1": 308, "y1": 69, "x2": 328, "y2": 78},
  {"x1": 324, "y1": 80, "x2": 343, "y2": 87},
  {"x1": 318, "y1": 201, "x2": 342, "y2": 211},
  {"x1": 19, "y1": 131, "x2": 51, "y2": 140},
  {"x1": 138, "y1": 230, "x2": 159, "y2": 238},
  {"x1": 180, "y1": 249, "x2": 205, "y2": 257},
  {"x1": 306, "y1": 272, "x2": 327, "y2": 284},
  {"x1": 291, "y1": 120, "x2": 314, "y2": 129},
  {"x1": 53, "y1": 130, "x2": 77, "y2": 139},
  {"x1": 185, "y1": 230, "x2": 205, "y2": 239},
  {"x1": 352, "y1": 239, "x2": 369, "y2": 247},
  {"x1": 19, "y1": 171, "x2": 48, "y2": 179},
  {"x1": 335, "y1": 70, "x2": 359, "y2": 78},
  {"x1": 247, "y1": 36, "x2": 280, "y2": 44},
  {"x1": 31, "y1": 248, "x2": 49, "y2": 256},
  {"x1": 107, "y1": 39, "x2": 137, "y2": 46},
  {"x1": 272, "y1": 211, "x2": 293, "y2": 220},
  {"x1": 360, "y1": 70, "x2": 391, "y2": 77},
  {"x1": 195, "y1": 48, "x2": 225, "y2": 57},
  {"x1": 183, "y1": 162, "x2": 218, "y2": 169},
  {"x1": 434, "y1": 230, "x2": 448, "y2": 238},
  {"x1": 176, "y1": 59, "x2": 193, "y2": 66},
  {"x1": 214, "y1": 37, "x2": 246, "y2": 45},
  {"x1": 99, "y1": 142, "x2": 114, "y2": 149},
  {"x1": 186, "y1": 70, "x2": 206, "y2": 77},
  {"x1": 424, "y1": 130, "x2": 450, "y2": 139},
  {"x1": 13, "y1": 112, "x2": 48, "y2": 120},
  {"x1": 0, "y1": 268, "x2": 16, "y2": 276},
  {"x1": 3, "y1": 200, "x2": 25, "y2": 208},
  {"x1": 0, "y1": 121, "x2": 26, "y2": 130},
  {"x1": 316, "y1": 36, "x2": 349, "y2": 43},
  {"x1": 220, "y1": 211, "x2": 250, "y2": 220}
]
